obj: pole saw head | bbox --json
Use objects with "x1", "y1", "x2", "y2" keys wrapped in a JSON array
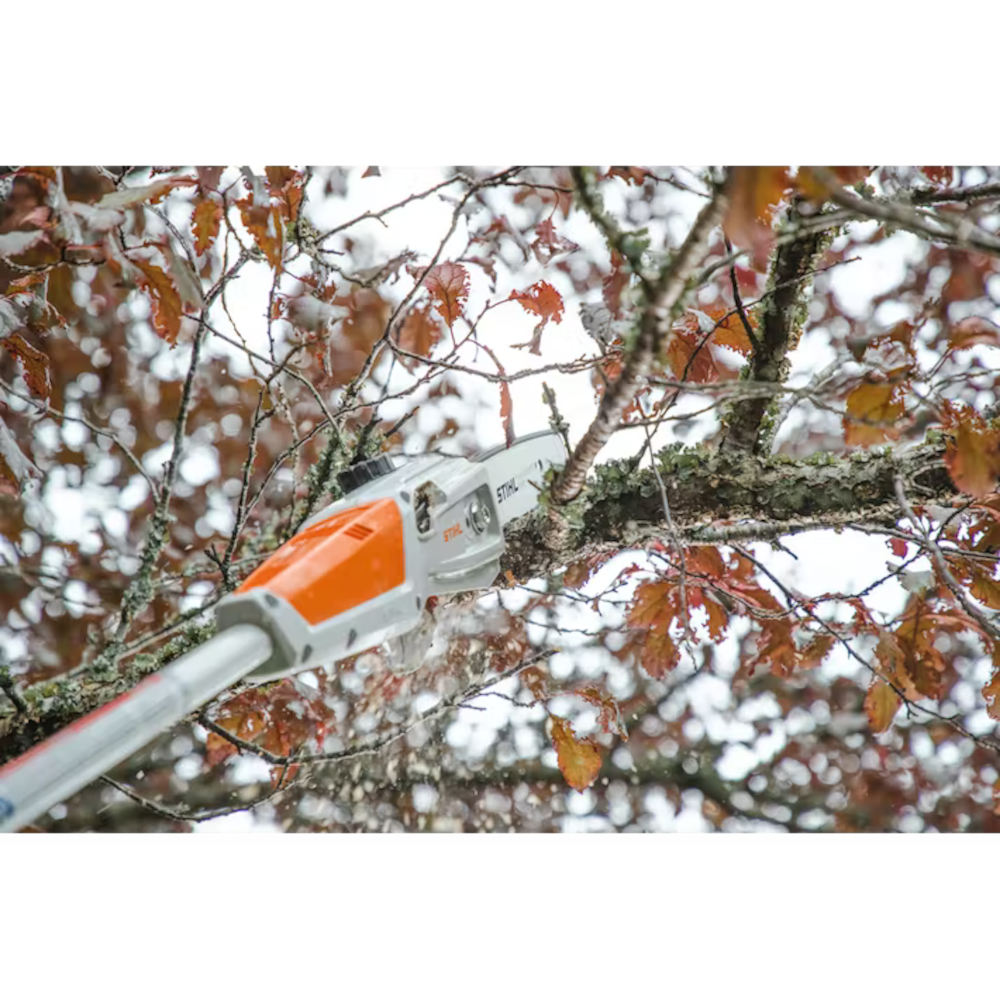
[{"x1": 217, "y1": 430, "x2": 566, "y2": 681}]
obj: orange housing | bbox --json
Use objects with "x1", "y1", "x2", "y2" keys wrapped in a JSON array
[{"x1": 236, "y1": 498, "x2": 406, "y2": 625}]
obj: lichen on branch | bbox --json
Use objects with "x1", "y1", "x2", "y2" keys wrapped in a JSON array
[{"x1": 721, "y1": 202, "x2": 831, "y2": 456}]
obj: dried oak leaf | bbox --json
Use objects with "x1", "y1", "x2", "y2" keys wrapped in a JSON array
[
  {"x1": 865, "y1": 679, "x2": 901, "y2": 733},
  {"x1": 666, "y1": 328, "x2": 719, "y2": 385},
  {"x1": 701, "y1": 304, "x2": 756, "y2": 357},
  {"x1": 397, "y1": 304, "x2": 442, "y2": 368},
  {"x1": 520, "y1": 665, "x2": 549, "y2": 702},
  {"x1": 947, "y1": 315, "x2": 1000, "y2": 353},
  {"x1": 3, "y1": 332, "x2": 51, "y2": 398},
  {"x1": 531, "y1": 218, "x2": 579, "y2": 265},
  {"x1": 500, "y1": 381, "x2": 515, "y2": 447},
  {"x1": 603, "y1": 249, "x2": 630, "y2": 318},
  {"x1": 236, "y1": 194, "x2": 284, "y2": 268},
  {"x1": 606, "y1": 166, "x2": 649, "y2": 186},
  {"x1": 843, "y1": 371, "x2": 908, "y2": 447},
  {"x1": 624, "y1": 580, "x2": 682, "y2": 678},
  {"x1": 425, "y1": 261, "x2": 469, "y2": 329},
  {"x1": 550, "y1": 716, "x2": 603, "y2": 792},
  {"x1": 264, "y1": 167, "x2": 304, "y2": 222},
  {"x1": 796, "y1": 166, "x2": 874, "y2": 201},
  {"x1": 920, "y1": 166, "x2": 953, "y2": 186},
  {"x1": 723, "y1": 166, "x2": 792, "y2": 268},
  {"x1": 191, "y1": 196, "x2": 223, "y2": 256},
  {"x1": 96, "y1": 176, "x2": 197, "y2": 211},
  {"x1": 984, "y1": 667, "x2": 1000, "y2": 722},
  {"x1": 577, "y1": 686, "x2": 628, "y2": 741},
  {"x1": 131, "y1": 258, "x2": 183, "y2": 345},
  {"x1": 509, "y1": 280, "x2": 564, "y2": 354},
  {"x1": 941, "y1": 403, "x2": 1000, "y2": 498},
  {"x1": 747, "y1": 618, "x2": 800, "y2": 678}
]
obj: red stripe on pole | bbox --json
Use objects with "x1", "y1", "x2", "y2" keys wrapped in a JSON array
[{"x1": 0, "y1": 674, "x2": 164, "y2": 777}]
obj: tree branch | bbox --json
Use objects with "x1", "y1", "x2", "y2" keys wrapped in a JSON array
[
  {"x1": 502, "y1": 442, "x2": 955, "y2": 582},
  {"x1": 552, "y1": 175, "x2": 730, "y2": 503},
  {"x1": 721, "y1": 203, "x2": 829, "y2": 455}
]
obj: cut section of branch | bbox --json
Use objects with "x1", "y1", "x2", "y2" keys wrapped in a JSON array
[{"x1": 551, "y1": 179, "x2": 729, "y2": 503}]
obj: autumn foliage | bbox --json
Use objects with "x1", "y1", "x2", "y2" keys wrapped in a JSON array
[{"x1": 2, "y1": 164, "x2": 1000, "y2": 832}]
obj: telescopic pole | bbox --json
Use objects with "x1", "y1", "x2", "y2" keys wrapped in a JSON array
[{"x1": 0, "y1": 624, "x2": 273, "y2": 833}]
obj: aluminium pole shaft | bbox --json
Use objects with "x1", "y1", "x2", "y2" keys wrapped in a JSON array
[{"x1": 0, "y1": 624, "x2": 273, "y2": 833}]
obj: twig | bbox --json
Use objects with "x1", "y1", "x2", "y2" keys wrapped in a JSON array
[
  {"x1": 199, "y1": 647, "x2": 558, "y2": 767},
  {"x1": 892, "y1": 474, "x2": 1000, "y2": 643}
]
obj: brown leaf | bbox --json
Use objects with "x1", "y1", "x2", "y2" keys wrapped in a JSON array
[
  {"x1": 509, "y1": 281, "x2": 565, "y2": 354},
  {"x1": 843, "y1": 374, "x2": 907, "y2": 447},
  {"x1": 625, "y1": 580, "x2": 682, "y2": 678},
  {"x1": 396, "y1": 305, "x2": 442, "y2": 368},
  {"x1": 195, "y1": 166, "x2": 226, "y2": 192},
  {"x1": 550, "y1": 716, "x2": 603, "y2": 792},
  {"x1": 163, "y1": 242, "x2": 203, "y2": 312},
  {"x1": 748, "y1": 618, "x2": 800, "y2": 677},
  {"x1": 424, "y1": 261, "x2": 469, "y2": 328},
  {"x1": 798, "y1": 632, "x2": 835, "y2": 669},
  {"x1": 3, "y1": 332, "x2": 51, "y2": 398},
  {"x1": 96, "y1": 176, "x2": 197, "y2": 211},
  {"x1": 866, "y1": 320, "x2": 917, "y2": 363},
  {"x1": 947, "y1": 315, "x2": 1000, "y2": 353},
  {"x1": 361, "y1": 166, "x2": 381, "y2": 178},
  {"x1": 865, "y1": 679, "x2": 901, "y2": 733},
  {"x1": 563, "y1": 552, "x2": 611, "y2": 590},
  {"x1": 921, "y1": 166, "x2": 953, "y2": 186},
  {"x1": 500, "y1": 381, "x2": 514, "y2": 448},
  {"x1": 131, "y1": 258, "x2": 183, "y2": 345},
  {"x1": 723, "y1": 166, "x2": 792, "y2": 268},
  {"x1": 264, "y1": 168, "x2": 304, "y2": 222},
  {"x1": 875, "y1": 630, "x2": 919, "y2": 700},
  {"x1": 627, "y1": 579, "x2": 676, "y2": 629},
  {"x1": 0, "y1": 412, "x2": 40, "y2": 493},
  {"x1": 531, "y1": 218, "x2": 579, "y2": 265},
  {"x1": 476, "y1": 340, "x2": 515, "y2": 446},
  {"x1": 603, "y1": 249, "x2": 630, "y2": 318},
  {"x1": 606, "y1": 167, "x2": 649, "y2": 186},
  {"x1": 797, "y1": 166, "x2": 874, "y2": 201},
  {"x1": 984, "y1": 668, "x2": 1000, "y2": 722},
  {"x1": 577, "y1": 686, "x2": 628, "y2": 741},
  {"x1": 236, "y1": 195, "x2": 284, "y2": 268},
  {"x1": 702, "y1": 304, "x2": 756, "y2": 357},
  {"x1": 520, "y1": 665, "x2": 549, "y2": 702},
  {"x1": 942, "y1": 403, "x2": 1000, "y2": 498},
  {"x1": 191, "y1": 196, "x2": 222, "y2": 256},
  {"x1": 967, "y1": 562, "x2": 1000, "y2": 610},
  {"x1": 666, "y1": 315, "x2": 719, "y2": 383}
]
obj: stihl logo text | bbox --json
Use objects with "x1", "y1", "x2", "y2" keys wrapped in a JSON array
[
  {"x1": 444, "y1": 523, "x2": 463, "y2": 542},
  {"x1": 496, "y1": 478, "x2": 519, "y2": 503}
]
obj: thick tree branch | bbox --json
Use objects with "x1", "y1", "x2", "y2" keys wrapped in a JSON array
[
  {"x1": 502, "y1": 441, "x2": 955, "y2": 582},
  {"x1": 551, "y1": 176, "x2": 730, "y2": 503},
  {"x1": 721, "y1": 204, "x2": 829, "y2": 455},
  {"x1": 817, "y1": 169, "x2": 1000, "y2": 257}
]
